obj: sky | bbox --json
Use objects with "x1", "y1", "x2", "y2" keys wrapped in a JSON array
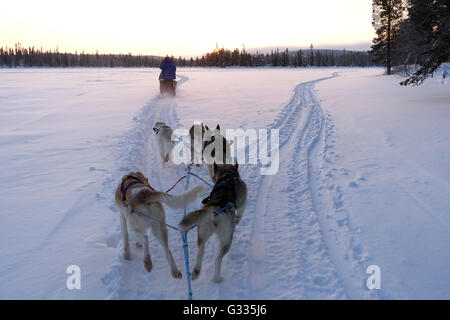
[{"x1": 0, "y1": 0, "x2": 375, "y2": 57}]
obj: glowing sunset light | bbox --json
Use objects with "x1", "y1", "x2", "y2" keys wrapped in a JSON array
[{"x1": 1, "y1": 0, "x2": 375, "y2": 56}]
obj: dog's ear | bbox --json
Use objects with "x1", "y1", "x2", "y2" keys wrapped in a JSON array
[
  {"x1": 234, "y1": 163, "x2": 239, "y2": 170},
  {"x1": 205, "y1": 125, "x2": 209, "y2": 130},
  {"x1": 216, "y1": 124, "x2": 220, "y2": 131},
  {"x1": 214, "y1": 162, "x2": 218, "y2": 173}
]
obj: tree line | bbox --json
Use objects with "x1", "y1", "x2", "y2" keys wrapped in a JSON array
[
  {"x1": 371, "y1": 0, "x2": 449, "y2": 85},
  {"x1": 1, "y1": 43, "x2": 377, "y2": 69},
  {"x1": 175, "y1": 45, "x2": 377, "y2": 68},
  {"x1": 0, "y1": 44, "x2": 162, "y2": 68}
]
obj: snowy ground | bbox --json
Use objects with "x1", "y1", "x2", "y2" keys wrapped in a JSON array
[{"x1": 0, "y1": 66, "x2": 448, "y2": 299}]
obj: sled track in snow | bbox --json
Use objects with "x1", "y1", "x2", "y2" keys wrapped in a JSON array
[{"x1": 233, "y1": 73, "x2": 348, "y2": 299}]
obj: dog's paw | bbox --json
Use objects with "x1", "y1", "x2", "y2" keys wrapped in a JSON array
[
  {"x1": 191, "y1": 268, "x2": 201, "y2": 280},
  {"x1": 211, "y1": 275, "x2": 224, "y2": 283},
  {"x1": 144, "y1": 258, "x2": 153, "y2": 272},
  {"x1": 172, "y1": 269, "x2": 183, "y2": 279},
  {"x1": 123, "y1": 251, "x2": 131, "y2": 261}
]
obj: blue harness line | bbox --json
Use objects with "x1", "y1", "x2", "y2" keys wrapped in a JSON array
[
  {"x1": 121, "y1": 176, "x2": 155, "y2": 201},
  {"x1": 130, "y1": 209, "x2": 180, "y2": 232},
  {"x1": 186, "y1": 171, "x2": 213, "y2": 188},
  {"x1": 213, "y1": 183, "x2": 235, "y2": 192},
  {"x1": 122, "y1": 181, "x2": 141, "y2": 200},
  {"x1": 182, "y1": 165, "x2": 193, "y2": 300},
  {"x1": 214, "y1": 204, "x2": 232, "y2": 215}
]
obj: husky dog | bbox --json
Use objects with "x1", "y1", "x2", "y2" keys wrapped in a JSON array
[
  {"x1": 115, "y1": 171, "x2": 204, "y2": 278},
  {"x1": 203, "y1": 124, "x2": 234, "y2": 181},
  {"x1": 179, "y1": 163, "x2": 247, "y2": 282},
  {"x1": 153, "y1": 122, "x2": 175, "y2": 165},
  {"x1": 189, "y1": 122, "x2": 207, "y2": 166}
]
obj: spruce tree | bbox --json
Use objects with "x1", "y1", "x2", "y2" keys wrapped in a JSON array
[
  {"x1": 400, "y1": 0, "x2": 450, "y2": 85},
  {"x1": 371, "y1": 0, "x2": 404, "y2": 75}
]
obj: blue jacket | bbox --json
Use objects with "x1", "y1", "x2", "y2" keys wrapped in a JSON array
[{"x1": 159, "y1": 58, "x2": 176, "y2": 80}]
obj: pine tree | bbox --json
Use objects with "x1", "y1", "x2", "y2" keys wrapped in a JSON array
[
  {"x1": 297, "y1": 49, "x2": 304, "y2": 67},
  {"x1": 371, "y1": 0, "x2": 405, "y2": 75},
  {"x1": 400, "y1": 0, "x2": 450, "y2": 85},
  {"x1": 309, "y1": 44, "x2": 314, "y2": 66}
]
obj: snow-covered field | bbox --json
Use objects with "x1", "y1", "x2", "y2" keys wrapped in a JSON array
[{"x1": 0, "y1": 66, "x2": 448, "y2": 299}]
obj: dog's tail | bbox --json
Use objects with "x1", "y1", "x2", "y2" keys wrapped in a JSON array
[
  {"x1": 178, "y1": 207, "x2": 213, "y2": 232},
  {"x1": 156, "y1": 184, "x2": 205, "y2": 210}
]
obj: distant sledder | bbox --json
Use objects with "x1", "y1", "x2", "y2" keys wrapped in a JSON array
[{"x1": 159, "y1": 56, "x2": 177, "y2": 96}]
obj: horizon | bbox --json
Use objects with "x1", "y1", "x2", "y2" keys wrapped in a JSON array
[
  {"x1": 1, "y1": 0, "x2": 375, "y2": 57},
  {"x1": 1, "y1": 42, "x2": 373, "y2": 59}
]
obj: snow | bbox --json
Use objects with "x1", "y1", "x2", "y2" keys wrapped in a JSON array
[
  {"x1": 316, "y1": 68, "x2": 450, "y2": 299},
  {"x1": 0, "y1": 67, "x2": 449, "y2": 299},
  {"x1": 433, "y1": 63, "x2": 450, "y2": 85}
]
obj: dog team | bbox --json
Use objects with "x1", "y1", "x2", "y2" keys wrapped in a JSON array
[{"x1": 115, "y1": 122, "x2": 247, "y2": 283}]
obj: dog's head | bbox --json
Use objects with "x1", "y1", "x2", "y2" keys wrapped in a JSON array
[
  {"x1": 153, "y1": 121, "x2": 167, "y2": 132},
  {"x1": 122, "y1": 171, "x2": 150, "y2": 186},
  {"x1": 203, "y1": 124, "x2": 232, "y2": 145},
  {"x1": 203, "y1": 124, "x2": 234, "y2": 163},
  {"x1": 210, "y1": 163, "x2": 239, "y2": 183},
  {"x1": 189, "y1": 122, "x2": 206, "y2": 140}
]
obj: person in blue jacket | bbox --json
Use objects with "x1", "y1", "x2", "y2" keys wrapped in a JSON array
[{"x1": 159, "y1": 56, "x2": 176, "y2": 95}]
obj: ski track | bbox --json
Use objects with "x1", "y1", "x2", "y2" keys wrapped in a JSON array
[
  {"x1": 101, "y1": 72, "x2": 373, "y2": 299},
  {"x1": 244, "y1": 73, "x2": 348, "y2": 299}
]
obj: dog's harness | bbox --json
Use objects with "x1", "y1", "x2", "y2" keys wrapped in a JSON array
[
  {"x1": 121, "y1": 176, "x2": 154, "y2": 201},
  {"x1": 201, "y1": 170, "x2": 238, "y2": 213},
  {"x1": 153, "y1": 125, "x2": 170, "y2": 135}
]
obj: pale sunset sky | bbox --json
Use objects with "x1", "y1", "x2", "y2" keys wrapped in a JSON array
[{"x1": 1, "y1": 0, "x2": 375, "y2": 57}]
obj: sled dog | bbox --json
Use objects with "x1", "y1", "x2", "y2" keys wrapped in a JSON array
[
  {"x1": 190, "y1": 123, "x2": 234, "y2": 167},
  {"x1": 178, "y1": 163, "x2": 247, "y2": 282},
  {"x1": 189, "y1": 122, "x2": 207, "y2": 166},
  {"x1": 203, "y1": 124, "x2": 234, "y2": 180},
  {"x1": 115, "y1": 171, "x2": 204, "y2": 278},
  {"x1": 153, "y1": 122, "x2": 175, "y2": 165}
]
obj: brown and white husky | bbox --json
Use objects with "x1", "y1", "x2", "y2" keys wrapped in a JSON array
[{"x1": 115, "y1": 171, "x2": 204, "y2": 278}]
